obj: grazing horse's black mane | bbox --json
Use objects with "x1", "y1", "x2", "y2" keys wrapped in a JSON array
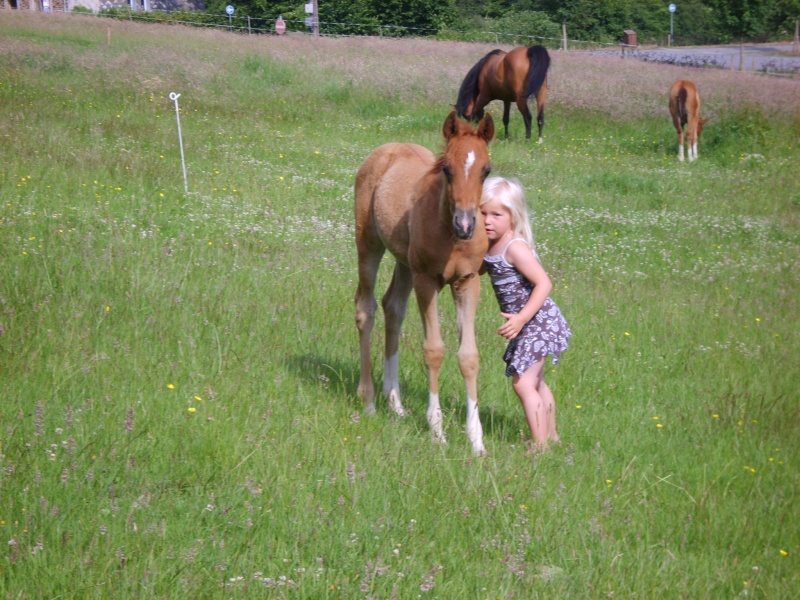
[{"x1": 455, "y1": 49, "x2": 504, "y2": 118}]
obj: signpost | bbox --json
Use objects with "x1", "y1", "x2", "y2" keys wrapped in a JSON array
[
  {"x1": 226, "y1": 5, "x2": 234, "y2": 32},
  {"x1": 669, "y1": 4, "x2": 676, "y2": 47},
  {"x1": 275, "y1": 16, "x2": 286, "y2": 35}
]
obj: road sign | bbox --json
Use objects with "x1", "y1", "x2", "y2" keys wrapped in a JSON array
[
  {"x1": 276, "y1": 17, "x2": 286, "y2": 35},
  {"x1": 668, "y1": 4, "x2": 676, "y2": 47}
]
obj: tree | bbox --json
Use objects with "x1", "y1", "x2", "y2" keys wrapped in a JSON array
[
  {"x1": 773, "y1": 0, "x2": 800, "y2": 50},
  {"x1": 484, "y1": 10, "x2": 560, "y2": 45},
  {"x1": 705, "y1": 0, "x2": 772, "y2": 42}
]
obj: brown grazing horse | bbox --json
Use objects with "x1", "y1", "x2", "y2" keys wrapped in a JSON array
[
  {"x1": 669, "y1": 79, "x2": 708, "y2": 162},
  {"x1": 456, "y1": 45, "x2": 550, "y2": 143},
  {"x1": 354, "y1": 111, "x2": 495, "y2": 455}
]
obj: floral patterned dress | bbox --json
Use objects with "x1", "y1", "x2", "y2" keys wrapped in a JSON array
[{"x1": 484, "y1": 239, "x2": 571, "y2": 378}]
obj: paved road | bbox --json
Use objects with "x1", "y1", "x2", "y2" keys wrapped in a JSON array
[{"x1": 592, "y1": 43, "x2": 800, "y2": 76}]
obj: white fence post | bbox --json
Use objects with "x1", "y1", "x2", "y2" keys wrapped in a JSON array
[{"x1": 169, "y1": 92, "x2": 189, "y2": 195}]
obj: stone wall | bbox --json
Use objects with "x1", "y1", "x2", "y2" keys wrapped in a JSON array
[
  {"x1": 1, "y1": 0, "x2": 204, "y2": 11},
  {"x1": 1, "y1": 0, "x2": 68, "y2": 10}
]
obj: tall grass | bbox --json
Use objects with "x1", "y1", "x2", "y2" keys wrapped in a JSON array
[{"x1": 1, "y1": 12, "x2": 798, "y2": 598}]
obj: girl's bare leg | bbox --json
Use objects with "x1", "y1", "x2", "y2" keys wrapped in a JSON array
[
  {"x1": 537, "y1": 375, "x2": 559, "y2": 443},
  {"x1": 512, "y1": 360, "x2": 549, "y2": 447}
]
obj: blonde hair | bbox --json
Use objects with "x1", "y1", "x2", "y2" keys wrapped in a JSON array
[{"x1": 480, "y1": 176, "x2": 534, "y2": 247}]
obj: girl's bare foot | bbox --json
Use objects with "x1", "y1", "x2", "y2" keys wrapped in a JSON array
[{"x1": 525, "y1": 440, "x2": 548, "y2": 455}]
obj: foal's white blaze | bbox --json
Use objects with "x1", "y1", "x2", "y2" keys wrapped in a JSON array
[
  {"x1": 466, "y1": 394, "x2": 486, "y2": 455},
  {"x1": 383, "y1": 353, "x2": 406, "y2": 416},
  {"x1": 464, "y1": 151, "x2": 475, "y2": 178}
]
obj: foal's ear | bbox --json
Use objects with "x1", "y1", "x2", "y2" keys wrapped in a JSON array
[
  {"x1": 442, "y1": 110, "x2": 461, "y2": 141},
  {"x1": 477, "y1": 113, "x2": 495, "y2": 143}
]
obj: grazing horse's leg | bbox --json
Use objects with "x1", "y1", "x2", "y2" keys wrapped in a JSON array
[
  {"x1": 516, "y1": 95, "x2": 533, "y2": 140},
  {"x1": 414, "y1": 276, "x2": 447, "y2": 444},
  {"x1": 355, "y1": 250, "x2": 383, "y2": 414},
  {"x1": 536, "y1": 102, "x2": 545, "y2": 144},
  {"x1": 381, "y1": 261, "x2": 414, "y2": 416},
  {"x1": 451, "y1": 272, "x2": 485, "y2": 455},
  {"x1": 677, "y1": 125, "x2": 686, "y2": 162},
  {"x1": 502, "y1": 102, "x2": 511, "y2": 139},
  {"x1": 535, "y1": 86, "x2": 547, "y2": 144}
]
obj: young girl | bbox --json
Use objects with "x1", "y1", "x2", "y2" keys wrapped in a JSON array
[{"x1": 480, "y1": 177, "x2": 571, "y2": 451}]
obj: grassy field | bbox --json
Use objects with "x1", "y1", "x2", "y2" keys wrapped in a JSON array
[{"x1": 1, "y1": 11, "x2": 798, "y2": 599}]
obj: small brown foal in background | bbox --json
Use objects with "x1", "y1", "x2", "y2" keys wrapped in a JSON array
[{"x1": 669, "y1": 79, "x2": 709, "y2": 162}]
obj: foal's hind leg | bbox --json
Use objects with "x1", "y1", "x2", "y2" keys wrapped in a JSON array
[
  {"x1": 687, "y1": 121, "x2": 698, "y2": 162},
  {"x1": 382, "y1": 262, "x2": 413, "y2": 416},
  {"x1": 355, "y1": 250, "x2": 383, "y2": 414}
]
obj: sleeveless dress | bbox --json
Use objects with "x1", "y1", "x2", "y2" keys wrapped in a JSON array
[{"x1": 484, "y1": 238, "x2": 571, "y2": 378}]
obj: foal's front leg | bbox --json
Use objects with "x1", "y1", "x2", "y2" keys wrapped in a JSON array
[
  {"x1": 452, "y1": 273, "x2": 485, "y2": 455},
  {"x1": 415, "y1": 278, "x2": 447, "y2": 445}
]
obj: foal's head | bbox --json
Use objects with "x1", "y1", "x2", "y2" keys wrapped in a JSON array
[
  {"x1": 697, "y1": 117, "x2": 709, "y2": 138},
  {"x1": 439, "y1": 111, "x2": 495, "y2": 240}
]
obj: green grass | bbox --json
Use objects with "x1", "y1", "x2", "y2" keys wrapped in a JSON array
[{"x1": 1, "y1": 12, "x2": 798, "y2": 599}]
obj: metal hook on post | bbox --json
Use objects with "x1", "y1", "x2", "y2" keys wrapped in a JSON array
[{"x1": 169, "y1": 92, "x2": 188, "y2": 195}]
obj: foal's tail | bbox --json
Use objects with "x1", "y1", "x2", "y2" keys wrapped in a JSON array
[
  {"x1": 456, "y1": 49, "x2": 503, "y2": 119},
  {"x1": 676, "y1": 87, "x2": 689, "y2": 125},
  {"x1": 524, "y1": 45, "x2": 551, "y2": 100}
]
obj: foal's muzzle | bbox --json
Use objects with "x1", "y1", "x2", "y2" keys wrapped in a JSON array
[{"x1": 453, "y1": 208, "x2": 476, "y2": 240}]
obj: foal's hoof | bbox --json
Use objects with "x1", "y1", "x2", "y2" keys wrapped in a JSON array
[{"x1": 387, "y1": 390, "x2": 406, "y2": 417}]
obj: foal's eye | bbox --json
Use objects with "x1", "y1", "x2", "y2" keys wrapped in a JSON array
[
  {"x1": 441, "y1": 163, "x2": 453, "y2": 181},
  {"x1": 481, "y1": 165, "x2": 492, "y2": 181}
]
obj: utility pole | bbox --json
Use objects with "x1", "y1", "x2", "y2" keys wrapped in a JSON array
[{"x1": 312, "y1": 0, "x2": 319, "y2": 37}]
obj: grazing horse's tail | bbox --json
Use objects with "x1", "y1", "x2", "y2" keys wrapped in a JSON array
[
  {"x1": 456, "y1": 49, "x2": 503, "y2": 119},
  {"x1": 524, "y1": 45, "x2": 551, "y2": 99}
]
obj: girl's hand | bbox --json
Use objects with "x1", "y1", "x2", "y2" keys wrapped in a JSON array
[{"x1": 498, "y1": 312, "x2": 526, "y2": 340}]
